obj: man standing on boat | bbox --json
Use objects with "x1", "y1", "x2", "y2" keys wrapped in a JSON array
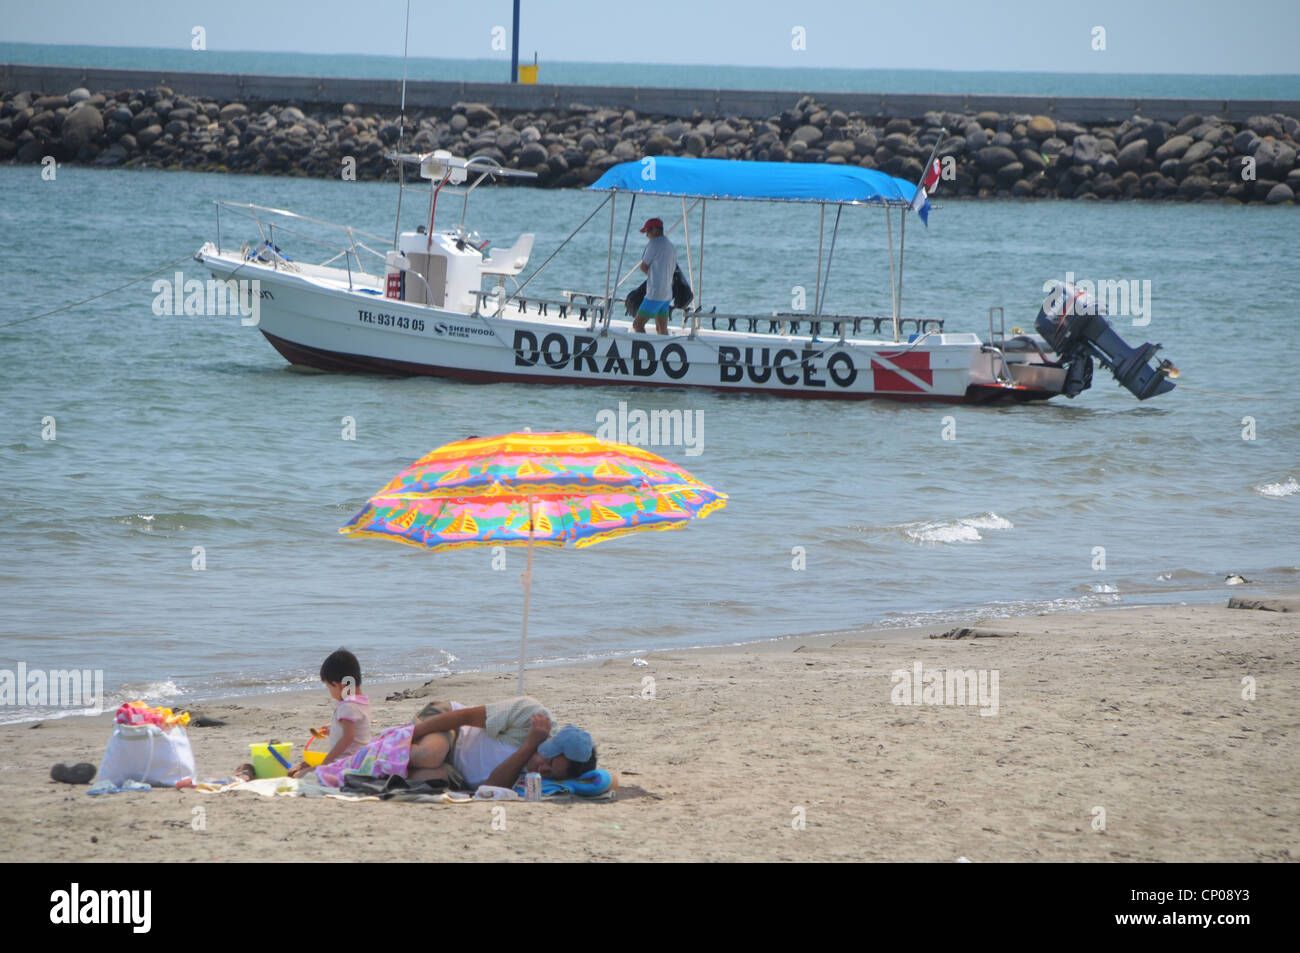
[{"x1": 634, "y1": 217, "x2": 676, "y2": 335}]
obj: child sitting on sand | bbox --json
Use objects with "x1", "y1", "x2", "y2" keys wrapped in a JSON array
[{"x1": 287, "y1": 648, "x2": 371, "y2": 778}]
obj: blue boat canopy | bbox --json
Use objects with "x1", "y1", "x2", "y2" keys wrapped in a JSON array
[{"x1": 587, "y1": 156, "x2": 922, "y2": 207}]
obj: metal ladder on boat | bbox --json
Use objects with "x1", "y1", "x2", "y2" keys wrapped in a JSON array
[{"x1": 983, "y1": 306, "x2": 1016, "y2": 385}]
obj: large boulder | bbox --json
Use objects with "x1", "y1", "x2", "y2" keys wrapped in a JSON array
[
  {"x1": 61, "y1": 101, "x2": 104, "y2": 152},
  {"x1": 1137, "y1": 122, "x2": 1170, "y2": 150},
  {"x1": 1246, "y1": 115, "x2": 1283, "y2": 138},
  {"x1": 1181, "y1": 140, "x2": 1214, "y2": 165},
  {"x1": 643, "y1": 135, "x2": 673, "y2": 155},
  {"x1": 463, "y1": 103, "x2": 498, "y2": 125},
  {"x1": 1055, "y1": 121, "x2": 1086, "y2": 143},
  {"x1": 1255, "y1": 139, "x2": 1297, "y2": 179},
  {"x1": 1026, "y1": 115, "x2": 1056, "y2": 140},
  {"x1": 1233, "y1": 129, "x2": 1261, "y2": 155},
  {"x1": 1116, "y1": 139, "x2": 1149, "y2": 171},
  {"x1": 1071, "y1": 134, "x2": 1103, "y2": 165},
  {"x1": 1019, "y1": 148, "x2": 1047, "y2": 173},
  {"x1": 93, "y1": 143, "x2": 129, "y2": 166},
  {"x1": 468, "y1": 145, "x2": 507, "y2": 166},
  {"x1": 996, "y1": 161, "x2": 1024, "y2": 184},
  {"x1": 975, "y1": 145, "x2": 1018, "y2": 172},
  {"x1": 1264, "y1": 182, "x2": 1294, "y2": 204},
  {"x1": 136, "y1": 124, "x2": 163, "y2": 148},
  {"x1": 1154, "y1": 134, "x2": 1194, "y2": 162},
  {"x1": 790, "y1": 124, "x2": 822, "y2": 145},
  {"x1": 1039, "y1": 136, "x2": 1068, "y2": 157},
  {"x1": 1177, "y1": 175, "x2": 1212, "y2": 199},
  {"x1": 854, "y1": 132, "x2": 879, "y2": 155},
  {"x1": 495, "y1": 128, "x2": 521, "y2": 152},
  {"x1": 882, "y1": 132, "x2": 911, "y2": 153},
  {"x1": 681, "y1": 132, "x2": 706, "y2": 156}
]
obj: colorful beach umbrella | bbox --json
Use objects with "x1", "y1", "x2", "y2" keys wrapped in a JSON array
[{"x1": 340, "y1": 431, "x2": 727, "y2": 691}]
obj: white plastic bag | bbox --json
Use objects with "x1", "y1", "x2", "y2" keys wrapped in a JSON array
[{"x1": 97, "y1": 722, "x2": 197, "y2": 787}]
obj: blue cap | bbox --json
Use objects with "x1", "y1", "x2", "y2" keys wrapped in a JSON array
[{"x1": 537, "y1": 725, "x2": 593, "y2": 763}]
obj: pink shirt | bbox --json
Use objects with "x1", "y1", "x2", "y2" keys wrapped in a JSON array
[{"x1": 329, "y1": 694, "x2": 372, "y2": 759}]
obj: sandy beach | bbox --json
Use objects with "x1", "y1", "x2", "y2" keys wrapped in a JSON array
[{"x1": 2, "y1": 596, "x2": 1296, "y2": 863}]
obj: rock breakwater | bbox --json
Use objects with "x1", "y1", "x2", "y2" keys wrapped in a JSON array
[{"x1": 2, "y1": 86, "x2": 1296, "y2": 204}]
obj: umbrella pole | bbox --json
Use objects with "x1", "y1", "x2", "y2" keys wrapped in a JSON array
[{"x1": 518, "y1": 495, "x2": 535, "y2": 695}]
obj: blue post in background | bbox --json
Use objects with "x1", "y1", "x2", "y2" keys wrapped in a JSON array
[{"x1": 510, "y1": 0, "x2": 521, "y2": 83}]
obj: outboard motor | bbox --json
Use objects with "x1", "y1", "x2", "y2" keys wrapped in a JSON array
[{"x1": 1035, "y1": 282, "x2": 1178, "y2": 400}]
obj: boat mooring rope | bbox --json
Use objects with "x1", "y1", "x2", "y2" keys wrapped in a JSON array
[{"x1": 0, "y1": 255, "x2": 197, "y2": 330}]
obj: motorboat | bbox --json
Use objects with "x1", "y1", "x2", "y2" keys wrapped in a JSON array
[{"x1": 195, "y1": 151, "x2": 1177, "y2": 403}]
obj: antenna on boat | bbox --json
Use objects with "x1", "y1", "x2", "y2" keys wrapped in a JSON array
[{"x1": 392, "y1": 0, "x2": 412, "y2": 249}]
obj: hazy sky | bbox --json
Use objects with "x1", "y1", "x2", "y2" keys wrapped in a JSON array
[{"x1": 4, "y1": 0, "x2": 1299, "y2": 74}]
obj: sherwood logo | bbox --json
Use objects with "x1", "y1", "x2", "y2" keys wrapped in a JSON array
[
  {"x1": 50, "y1": 884, "x2": 151, "y2": 933},
  {"x1": 434, "y1": 321, "x2": 494, "y2": 337}
]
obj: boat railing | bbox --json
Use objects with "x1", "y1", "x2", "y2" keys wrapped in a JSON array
[
  {"x1": 712, "y1": 313, "x2": 946, "y2": 338},
  {"x1": 471, "y1": 290, "x2": 608, "y2": 323},
  {"x1": 213, "y1": 201, "x2": 390, "y2": 291},
  {"x1": 464, "y1": 293, "x2": 948, "y2": 341}
]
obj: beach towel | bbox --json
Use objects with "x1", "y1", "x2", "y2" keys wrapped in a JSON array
[{"x1": 513, "y1": 769, "x2": 617, "y2": 800}]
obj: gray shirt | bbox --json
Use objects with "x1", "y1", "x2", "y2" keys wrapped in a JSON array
[{"x1": 641, "y1": 235, "x2": 676, "y2": 301}]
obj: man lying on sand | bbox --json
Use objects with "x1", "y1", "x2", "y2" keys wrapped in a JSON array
[{"x1": 290, "y1": 695, "x2": 597, "y2": 792}]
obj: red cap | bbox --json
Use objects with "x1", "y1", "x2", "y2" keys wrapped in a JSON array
[{"x1": 639, "y1": 218, "x2": 664, "y2": 233}]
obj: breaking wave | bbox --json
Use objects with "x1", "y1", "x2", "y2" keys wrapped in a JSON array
[
  {"x1": 1256, "y1": 477, "x2": 1299, "y2": 498},
  {"x1": 903, "y1": 512, "x2": 1014, "y2": 544}
]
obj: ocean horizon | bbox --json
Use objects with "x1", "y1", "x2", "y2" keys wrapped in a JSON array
[{"x1": 4, "y1": 42, "x2": 1299, "y2": 101}]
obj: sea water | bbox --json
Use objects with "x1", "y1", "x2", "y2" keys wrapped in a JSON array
[{"x1": 1, "y1": 164, "x2": 1296, "y2": 721}]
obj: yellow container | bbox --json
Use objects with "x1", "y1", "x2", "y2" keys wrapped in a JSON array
[
  {"x1": 518, "y1": 64, "x2": 539, "y2": 85},
  {"x1": 249, "y1": 742, "x2": 294, "y2": 778},
  {"x1": 302, "y1": 724, "x2": 330, "y2": 767}
]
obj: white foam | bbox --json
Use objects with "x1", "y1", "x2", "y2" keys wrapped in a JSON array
[
  {"x1": 1256, "y1": 477, "x2": 1299, "y2": 498},
  {"x1": 107, "y1": 680, "x2": 184, "y2": 707},
  {"x1": 904, "y1": 512, "x2": 1014, "y2": 544}
]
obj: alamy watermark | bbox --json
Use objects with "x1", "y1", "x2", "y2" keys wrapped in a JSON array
[
  {"x1": 595, "y1": 400, "x2": 703, "y2": 456},
  {"x1": 1043, "y1": 272, "x2": 1151, "y2": 327},
  {"x1": 890, "y1": 661, "x2": 999, "y2": 716},
  {"x1": 151, "y1": 272, "x2": 264, "y2": 326},
  {"x1": 1, "y1": 663, "x2": 104, "y2": 714},
  {"x1": 50, "y1": 883, "x2": 151, "y2": 933}
]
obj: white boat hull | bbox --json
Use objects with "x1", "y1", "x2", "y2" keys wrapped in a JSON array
[{"x1": 197, "y1": 248, "x2": 1052, "y2": 403}]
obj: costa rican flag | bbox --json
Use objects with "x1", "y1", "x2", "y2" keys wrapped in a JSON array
[{"x1": 911, "y1": 158, "x2": 942, "y2": 226}]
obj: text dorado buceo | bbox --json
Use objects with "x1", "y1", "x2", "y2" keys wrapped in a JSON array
[{"x1": 513, "y1": 330, "x2": 859, "y2": 387}]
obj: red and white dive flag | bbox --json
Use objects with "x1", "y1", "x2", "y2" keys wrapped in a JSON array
[{"x1": 911, "y1": 158, "x2": 942, "y2": 226}]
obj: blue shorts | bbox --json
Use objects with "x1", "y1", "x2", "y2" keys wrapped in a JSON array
[{"x1": 637, "y1": 298, "x2": 671, "y2": 316}]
